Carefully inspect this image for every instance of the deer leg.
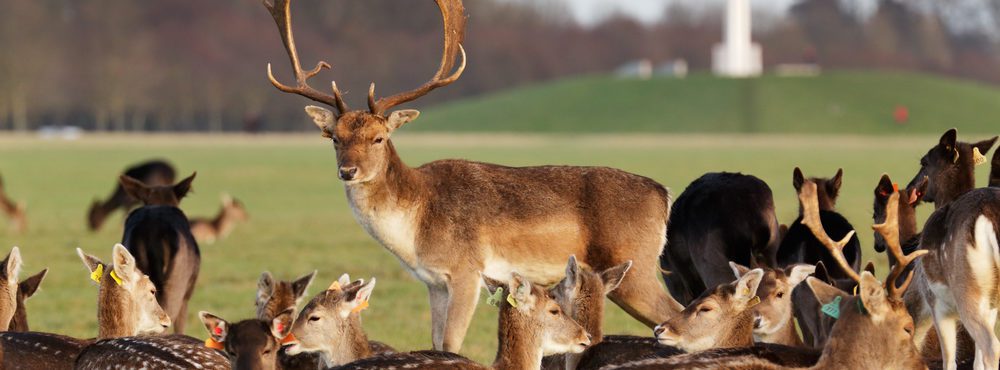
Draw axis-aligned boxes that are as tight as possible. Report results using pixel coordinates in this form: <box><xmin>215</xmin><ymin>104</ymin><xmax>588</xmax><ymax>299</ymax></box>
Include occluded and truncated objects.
<box><xmin>959</xmin><ymin>306</ymin><xmax>999</xmax><ymax>370</ymax></box>
<box><xmin>441</xmin><ymin>274</ymin><xmax>481</xmax><ymax>352</ymax></box>
<box><xmin>608</xmin><ymin>261</ymin><xmax>682</xmax><ymax>328</ymax></box>
<box><xmin>932</xmin><ymin>309</ymin><xmax>959</xmax><ymax>370</ymax></box>
<box><xmin>428</xmin><ymin>283</ymin><xmax>449</xmax><ymax>350</ymax></box>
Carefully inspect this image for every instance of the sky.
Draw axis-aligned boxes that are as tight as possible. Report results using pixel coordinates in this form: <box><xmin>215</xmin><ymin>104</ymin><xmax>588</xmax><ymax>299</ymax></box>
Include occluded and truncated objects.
<box><xmin>564</xmin><ymin>0</ymin><xmax>801</xmax><ymax>25</ymax></box>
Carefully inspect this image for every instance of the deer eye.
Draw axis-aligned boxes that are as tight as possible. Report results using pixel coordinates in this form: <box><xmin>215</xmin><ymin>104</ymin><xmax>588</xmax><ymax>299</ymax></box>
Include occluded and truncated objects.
<box><xmin>776</xmin><ymin>292</ymin><xmax>784</xmax><ymax>299</ymax></box>
<box><xmin>373</xmin><ymin>137</ymin><xmax>384</xmax><ymax>144</ymax></box>
<box><xmin>331</xmin><ymin>137</ymin><xmax>340</xmax><ymax>145</ymax></box>
<box><xmin>549</xmin><ymin>308</ymin><xmax>560</xmax><ymax>315</ymax></box>
<box><xmin>309</xmin><ymin>316</ymin><xmax>321</xmax><ymax>322</ymax></box>
<box><xmin>698</xmin><ymin>306</ymin><xmax>712</xmax><ymax>313</ymax></box>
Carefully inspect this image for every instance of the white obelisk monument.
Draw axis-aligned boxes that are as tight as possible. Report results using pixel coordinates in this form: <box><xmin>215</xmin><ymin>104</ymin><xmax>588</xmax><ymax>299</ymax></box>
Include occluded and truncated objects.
<box><xmin>712</xmin><ymin>0</ymin><xmax>762</xmax><ymax>77</ymax></box>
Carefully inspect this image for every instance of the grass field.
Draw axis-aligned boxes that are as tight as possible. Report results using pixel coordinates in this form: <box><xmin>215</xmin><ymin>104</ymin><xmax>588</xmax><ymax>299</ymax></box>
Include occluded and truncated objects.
<box><xmin>0</xmin><ymin>132</ymin><xmax>996</xmax><ymax>362</ymax></box>
<box><xmin>419</xmin><ymin>71</ymin><xmax>1000</xmax><ymax>134</ymax></box>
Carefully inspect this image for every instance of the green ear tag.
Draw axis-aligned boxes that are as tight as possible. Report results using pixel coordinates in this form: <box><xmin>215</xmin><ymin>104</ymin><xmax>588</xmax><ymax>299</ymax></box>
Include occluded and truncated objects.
<box><xmin>506</xmin><ymin>293</ymin><xmax>519</xmax><ymax>308</ymax></box>
<box><xmin>821</xmin><ymin>296</ymin><xmax>842</xmax><ymax>319</ymax></box>
<box><xmin>486</xmin><ymin>287</ymin><xmax>503</xmax><ymax>307</ymax></box>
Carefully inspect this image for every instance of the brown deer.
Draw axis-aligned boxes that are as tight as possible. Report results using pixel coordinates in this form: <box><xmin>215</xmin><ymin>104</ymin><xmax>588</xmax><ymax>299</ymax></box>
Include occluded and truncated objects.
<box><xmin>0</xmin><ymin>247</ymin><xmax>23</xmax><ymax>330</ymax></box>
<box><xmin>264</xmin><ymin>0</ymin><xmax>681</xmax><ymax>352</ymax></box>
<box><xmin>190</xmin><ymin>193</ymin><xmax>249</xmax><ymax>244</ymax></box>
<box><xmin>0</xmin><ymin>174</ymin><xmax>26</xmax><ymax>234</ymax></box>
<box><xmin>0</xmin><ymin>244</ymin><xmax>171</xmax><ymax>369</ymax></box>
<box><xmin>316</xmin><ymin>273</ymin><xmax>591</xmax><ymax>370</ymax></box>
<box><xmin>255</xmin><ymin>270</ymin><xmax>327</xmax><ymax>370</ymax></box>
<box><xmin>602</xmin><ymin>181</ymin><xmax>928</xmax><ymax>370</ymax></box>
<box><xmin>88</xmin><ymin>159</ymin><xmax>175</xmax><ymax>231</ymax></box>
<box><xmin>991</xmin><ymin>148</ymin><xmax>1000</xmax><ymax>188</ymax></box>
<box><xmin>729</xmin><ymin>262</ymin><xmax>814</xmax><ymax>346</ymax></box>
<box><xmin>281</xmin><ymin>275</ymin><xmax>395</xmax><ymax>367</ymax></box>
<box><xmin>198</xmin><ymin>309</ymin><xmax>296</xmax><ymax>370</ymax></box>
<box><xmin>120</xmin><ymin>172</ymin><xmax>199</xmax><ymax>334</ymax></box>
<box><xmin>907</xmin><ymin>128</ymin><xmax>997</xmax><ymax>209</ymax></box>
<box><xmin>8</xmin><ymin>266</ymin><xmax>47</xmax><ymax>332</ymax></box>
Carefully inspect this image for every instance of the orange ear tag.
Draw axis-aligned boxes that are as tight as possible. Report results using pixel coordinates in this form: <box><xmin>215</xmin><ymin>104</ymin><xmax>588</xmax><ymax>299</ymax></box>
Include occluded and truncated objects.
<box><xmin>281</xmin><ymin>333</ymin><xmax>299</xmax><ymax>345</ymax></box>
<box><xmin>205</xmin><ymin>337</ymin><xmax>225</xmax><ymax>350</ymax></box>
<box><xmin>892</xmin><ymin>183</ymin><xmax>899</xmax><ymax>192</ymax></box>
<box><xmin>351</xmin><ymin>300</ymin><xmax>369</xmax><ymax>314</ymax></box>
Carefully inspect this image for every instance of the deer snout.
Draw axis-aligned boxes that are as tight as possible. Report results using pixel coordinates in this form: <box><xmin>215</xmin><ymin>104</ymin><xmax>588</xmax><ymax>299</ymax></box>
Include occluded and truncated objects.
<box><xmin>753</xmin><ymin>315</ymin><xmax>763</xmax><ymax>329</ymax></box>
<box><xmin>654</xmin><ymin>323</ymin><xmax>679</xmax><ymax>345</ymax></box>
<box><xmin>339</xmin><ymin>166</ymin><xmax>358</xmax><ymax>181</ymax></box>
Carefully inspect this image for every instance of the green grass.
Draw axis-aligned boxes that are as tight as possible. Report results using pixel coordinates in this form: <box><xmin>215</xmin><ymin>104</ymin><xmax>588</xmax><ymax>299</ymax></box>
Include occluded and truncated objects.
<box><xmin>0</xmin><ymin>133</ymin><xmax>996</xmax><ymax>362</ymax></box>
<box><xmin>418</xmin><ymin>71</ymin><xmax>1000</xmax><ymax>134</ymax></box>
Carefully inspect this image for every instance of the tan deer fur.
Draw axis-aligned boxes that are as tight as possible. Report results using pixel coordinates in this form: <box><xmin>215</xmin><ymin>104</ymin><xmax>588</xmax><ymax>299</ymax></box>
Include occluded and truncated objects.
<box><xmin>191</xmin><ymin>193</ymin><xmax>249</xmax><ymax>244</ymax></box>
<box><xmin>0</xmin><ymin>175</ymin><xmax>26</xmax><ymax>234</ymax></box>
<box><xmin>730</xmin><ymin>262</ymin><xmax>814</xmax><ymax>346</ymax></box>
<box><xmin>8</xmin><ymin>268</ymin><xmax>47</xmax><ymax>332</ymax></box>
<box><xmin>0</xmin><ymin>247</ymin><xmax>22</xmax><ymax>330</ymax></box>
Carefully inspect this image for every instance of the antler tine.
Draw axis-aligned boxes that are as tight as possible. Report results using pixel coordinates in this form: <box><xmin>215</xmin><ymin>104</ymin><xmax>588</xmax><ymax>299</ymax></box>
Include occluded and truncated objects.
<box><xmin>263</xmin><ymin>0</ymin><xmax>349</xmax><ymax>115</ymax></box>
<box><xmin>370</xmin><ymin>0</ymin><xmax>467</xmax><ymax>115</ymax></box>
<box><xmin>798</xmin><ymin>180</ymin><xmax>861</xmax><ymax>283</ymax></box>
<box><xmin>873</xmin><ymin>190</ymin><xmax>929</xmax><ymax>300</ymax></box>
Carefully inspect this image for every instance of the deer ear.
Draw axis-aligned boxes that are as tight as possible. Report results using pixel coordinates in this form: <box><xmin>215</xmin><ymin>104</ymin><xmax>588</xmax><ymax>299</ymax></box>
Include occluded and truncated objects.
<box><xmin>111</xmin><ymin>244</ymin><xmax>139</xmax><ymax>284</ymax></box>
<box><xmin>339</xmin><ymin>278</ymin><xmax>375</xmax><ymax>317</ymax></box>
<box><xmin>786</xmin><ymin>264</ymin><xmax>816</xmax><ymax>287</ymax></box>
<box><xmin>271</xmin><ymin>308</ymin><xmax>295</xmax><ymax>339</ymax></box>
<box><xmin>829</xmin><ymin>168</ymin><xmax>843</xmax><ymax>195</ymax></box>
<box><xmin>386</xmin><ymin>110</ymin><xmax>420</xmax><ymax>131</ymax></box>
<box><xmin>19</xmin><ymin>269</ymin><xmax>47</xmax><ymax>299</ymax></box>
<box><xmin>876</xmin><ymin>174</ymin><xmax>894</xmax><ymax>199</ymax></box>
<box><xmin>292</xmin><ymin>270</ymin><xmax>317</xmax><ymax>302</ymax></box>
<box><xmin>77</xmin><ymin>248</ymin><xmax>105</xmax><ymax>276</ymax></box>
<box><xmin>563</xmin><ymin>256</ymin><xmax>581</xmax><ymax>291</ymax></box>
<box><xmin>119</xmin><ymin>175</ymin><xmax>149</xmax><ymax>201</ymax></box>
<box><xmin>305</xmin><ymin>106</ymin><xmax>335</xmax><ymax>136</ymax></box>
<box><xmin>813</xmin><ymin>261</ymin><xmax>831</xmax><ymax>283</ymax></box>
<box><xmin>939</xmin><ymin>129</ymin><xmax>958</xmax><ymax>151</ymax></box>
<box><xmin>173</xmin><ymin>172</ymin><xmax>196</xmax><ymax>200</ymax></box>
<box><xmin>508</xmin><ymin>273</ymin><xmax>537</xmax><ymax>308</ymax></box>
<box><xmin>733</xmin><ymin>268</ymin><xmax>764</xmax><ymax>301</ymax></box>
<box><xmin>729</xmin><ymin>261</ymin><xmax>752</xmax><ymax>278</ymax></box>
<box><xmin>806</xmin><ymin>276</ymin><xmax>848</xmax><ymax>307</ymax></box>
<box><xmin>601</xmin><ymin>261</ymin><xmax>632</xmax><ymax>295</ymax></box>
<box><xmin>864</xmin><ymin>261</ymin><xmax>876</xmax><ymax>275</ymax></box>
<box><xmin>3</xmin><ymin>247</ymin><xmax>21</xmax><ymax>284</ymax></box>
<box><xmin>257</xmin><ymin>271</ymin><xmax>275</xmax><ymax>300</ymax></box>
<box><xmin>858</xmin><ymin>271</ymin><xmax>888</xmax><ymax>319</ymax></box>
<box><xmin>973</xmin><ymin>136</ymin><xmax>998</xmax><ymax>157</ymax></box>
<box><xmin>792</xmin><ymin>167</ymin><xmax>805</xmax><ymax>192</ymax></box>
<box><xmin>199</xmin><ymin>311</ymin><xmax>228</xmax><ymax>343</ymax></box>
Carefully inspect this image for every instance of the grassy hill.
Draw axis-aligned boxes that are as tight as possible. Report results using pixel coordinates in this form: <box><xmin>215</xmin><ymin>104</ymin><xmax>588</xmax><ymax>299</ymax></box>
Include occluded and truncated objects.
<box><xmin>417</xmin><ymin>70</ymin><xmax>1000</xmax><ymax>134</ymax></box>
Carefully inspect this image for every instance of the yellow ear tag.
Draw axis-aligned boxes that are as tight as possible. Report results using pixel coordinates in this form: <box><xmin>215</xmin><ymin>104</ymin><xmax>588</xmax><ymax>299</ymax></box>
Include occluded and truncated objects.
<box><xmin>974</xmin><ymin>147</ymin><xmax>987</xmax><ymax>166</ymax></box>
<box><xmin>205</xmin><ymin>337</ymin><xmax>225</xmax><ymax>350</ymax></box>
<box><xmin>328</xmin><ymin>281</ymin><xmax>342</xmax><ymax>291</ymax></box>
<box><xmin>351</xmin><ymin>300</ymin><xmax>369</xmax><ymax>314</ymax></box>
<box><xmin>506</xmin><ymin>293</ymin><xmax>519</xmax><ymax>308</ymax></box>
<box><xmin>109</xmin><ymin>270</ymin><xmax>123</xmax><ymax>286</ymax></box>
<box><xmin>90</xmin><ymin>264</ymin><xmax>104</xmax><ymax>284</ymax></box>
<box><xmin>747</xmin><ymin>296</ymin><xmax>761</xmax><ymax>308</ymax></box>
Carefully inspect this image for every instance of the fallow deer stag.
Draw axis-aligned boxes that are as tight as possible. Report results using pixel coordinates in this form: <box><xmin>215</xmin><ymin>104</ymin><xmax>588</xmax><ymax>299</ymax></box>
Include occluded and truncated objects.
<box><xmin>264</xmin><ymin>0</ymin><xmax>681</xmax><ymax>351</ymax></box>
<box><xmin>907</xmin><ymin>128</ymin><xmax>997</xmax><ymax>209</ymax></box>
<box><xmin>191</xmin><ymin>193</ymin><xmax>249</xmax><ymax>244</ymax></box>
<box><xmin>604</xmin><ymin>181</ymin><xmax>929</xmax><ymax>370</ymax></box>
<box><xmin>661</xmin><ymin>172</ymin><xmax>781</xmax><ymax>305</ymax></box>
<box><xmin>0</xmin><ymin>244</ymin><xmax>171</xmax><ymax>369</ymax></box>
<box><xmin>120</xmin><ymin>172</ymin><xmax>199</xmax><ymax>334</ymax></box>
<box><xmin>88</xmin><ymin>159</ymin><xmax>176</xmax><ymax>231</ymax></box>
<box><xmin>0</xmin><ymin>174</ymin><xmax>26</xmax><ymax>234</ymax></box>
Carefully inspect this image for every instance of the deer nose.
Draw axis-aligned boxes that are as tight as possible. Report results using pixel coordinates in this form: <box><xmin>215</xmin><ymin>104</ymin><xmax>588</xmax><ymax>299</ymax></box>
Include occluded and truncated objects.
<box><xmin>339</xmin><ymin>167</ymin><xmax>358</xmax><ymax>180</ymax></box>
<box><xmin>754</xmin><ymin>316</ymin><xmax>763</xmax><ymax>329</ymax></box>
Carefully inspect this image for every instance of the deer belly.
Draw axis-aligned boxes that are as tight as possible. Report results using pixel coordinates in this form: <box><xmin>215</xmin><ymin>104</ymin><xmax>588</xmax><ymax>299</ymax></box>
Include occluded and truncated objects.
<box><xmin>480</xmin><ymin>216</ymin><xmax>587</xmax><ymax>284</ymax></box>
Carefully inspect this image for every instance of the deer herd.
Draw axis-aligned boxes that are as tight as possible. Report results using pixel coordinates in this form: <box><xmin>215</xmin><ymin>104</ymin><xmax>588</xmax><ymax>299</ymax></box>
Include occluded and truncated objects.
<box><xmin>0</xmin><ymin>0</ymin><xmax>998</xmax><ymax>369</ymax></box>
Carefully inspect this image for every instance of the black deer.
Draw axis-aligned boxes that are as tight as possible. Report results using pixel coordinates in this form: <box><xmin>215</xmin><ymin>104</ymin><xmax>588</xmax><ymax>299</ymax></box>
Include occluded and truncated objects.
<box><xmin>88</xmin><ymin>160</ymin><xmax>176</xmax><ymax>231</ymax></box>
<box><xmin>990</xmin><ymin>146</ymin><xmax>1000</xmax><ymax>188</ymax></box>
<box><xmin>907</xmin><ymin>128</ymin><xmax>996</xmax><ymax>209</ymax></box>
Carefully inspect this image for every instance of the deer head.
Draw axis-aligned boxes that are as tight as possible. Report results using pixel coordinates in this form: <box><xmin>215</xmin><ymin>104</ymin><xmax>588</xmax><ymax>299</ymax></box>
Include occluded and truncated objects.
<box><xmin>548</xmin><ymin>256</ymin><xmax>630</xmax><ymax>342</ymax></box>
<box><xmin>873</xmin><ymin>174</ymin><xmax>926</xmax><ymax>253</ymax></box>
<box><xmin>793</xmin><ymin>167</ymin><xmax>843</xmax><ymax>212</ymax></box>
<box><xmin>264</xmin><ymin>0</ymin><xmax>466</xmax><ymax>183</ymax></box>
<box><xmin>654</xmin><ymin>268</ymin><xmax>764</xmax><ymax>352</ymax></box>
<box><xmin>199</xmin><ymin>309</ymin><xmax>295</xmax><ymax>370</ymax></box>
<box><xmin>284</xmin><ymin>275</ymin><xmax>376</xmax><ymax>367</ymax></box>
<box><xmin>221</xmin><ymin>194</ymin><xmax>250</xmax><ymax>222</ymax></box>
<box><xmin>908</xmin><ymin>128</ymin><xmax>997</xmax><ymax>207</ymax></box>
<box><xmin>729</xmin><ymin>262</ymin><xmax>813</xmax><ymax>344</ymax></box>
<box><xmin>119</xmin><ymin>172</ymin><xmax>196</xmax><ymax>206</ymax></box>
<box><xmin>255</xmin><ymin>270</ymin><xmax>315</xmax><ymax>321</ymax></box>
<box><xmin>0</xmin><ymin>247</ymin><xmax>23</xmax><ymax>329</ymax></box>
<box><xmin>483</xmin><ymin>273</ymin><xmax>591</xmax><ymax>357</ymax></box>
<box><xmin>78</xmin><ymin>244</ymin><xmax>171</xmax><ymax>338</ymax></box>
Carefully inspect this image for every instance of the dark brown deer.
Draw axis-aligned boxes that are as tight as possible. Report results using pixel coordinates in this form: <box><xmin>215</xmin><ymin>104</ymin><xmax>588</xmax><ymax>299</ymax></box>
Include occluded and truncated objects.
<box><xmin>0</xmin><ymin>244</ymin><xmax>171</xmax><ymax>369</ymax></box>
<box><xmin>602</xmin><ymin>181</ymin><xmax>928</xmax><ymax>370</ymax></box>
<box><xmin>88</xmin><ymin>159</ymin><xmax>175</xmax><ymax>231</ymax></box>
<box><xmin>190</xmin><ymin>193</ymin><xmax>249</xmax><ymax>244</ymax></box>
<box><xmin>264</xmin><ymin>0</ymin><xmax>681</xmax><ymax>351</ymax></box>
<box><xmin>120</xmin><ymin>172</ymin><xmax>199</xmax><ymax>334</ymax></box>
<box><xmin>661</xmin><ymin>172</ymin><xmax>781</xmax><ymax>305</ymax></box>
<box><xmin>730</xmin><ymin>262</ymin><xmax>814</xmax><ymax>346</ymax></box>
<box><xmin>198</xmin><ymin>309</ymin><xmax>296</xmax><ymax>370</ymax></box>
<box><xmin>8</xmin><ymin>266</ymin><xmax>47</xmax><ymax>332</ymax></box>
<box><xmin>0</xmin><ymin>174</ymin><xmax>26</xmax><ymax>234</ymax></box>
<box><xmin>907</xmin><ymin>128</ymin><xmax>997</xmax><ymax>209</ymax></box>
<box><xmin>990</xmin><ymin>148</ymin><xmax>1000</xmax><ymax>188</ymax></box>
<box><xmin>316</xmin><ymin>273</ymin><xmax>590</xmax><ymax>370</ymax></box>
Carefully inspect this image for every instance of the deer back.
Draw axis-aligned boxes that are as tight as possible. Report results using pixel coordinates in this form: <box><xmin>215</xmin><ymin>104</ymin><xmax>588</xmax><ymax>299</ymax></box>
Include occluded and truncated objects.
<box><xmin>74</xmin><ymin>334</ymin><xmax>228</xmax><ymax>370</ymax></box>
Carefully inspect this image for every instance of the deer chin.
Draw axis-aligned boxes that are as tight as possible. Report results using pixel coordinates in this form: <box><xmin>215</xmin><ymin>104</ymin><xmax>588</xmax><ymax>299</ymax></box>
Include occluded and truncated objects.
<box><xmin>282</xmin><ymin>342</ymin><xmax>302</xmax><ymax>356</ymax></box>
<box><xmin>655</xmin><ymin>325</ymin><xmax>681</xmax><ymax>347</ymax></box>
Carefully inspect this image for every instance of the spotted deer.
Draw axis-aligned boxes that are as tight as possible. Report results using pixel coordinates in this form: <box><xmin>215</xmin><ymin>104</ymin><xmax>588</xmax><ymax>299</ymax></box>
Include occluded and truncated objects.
<box><xmin>190</xmin><ymin>193</ymin><xmax>249</xmax><ymax>244</ymax></box>
<box><xmin>281</xmin><ymin>275</ymin><xmax>395</xmax><ymax>367</ymax></box>
<box><xmin>198</xmin><ymin>309</ymin><xmax>296</xmax><ymax>370</ymax></box>
<box><xmin>264</xmin><ymin>0</ymin><xmax>681</xmax><ymax>352</ymax></box>
<box><xmin>907</xmin><ymin>129</ymin><xmax>997</xmax><ymax>209</ymax></box>
<box><xmin>0</xmin><ymin>244</ymin><xmax>171</xmax><ymax>369</ymax></box>
<box><xmin>255</xmin><ymin>270</ymin><xmax>325</xmax><ymax>370</ymax></box>
<box><xmin>88</xmin><ymin>159</ymin><xmax>175</xmax><ymax>231</ymax></box>
<box><xmin>321</xmin><ymin>273</ymin><xmax>590</xmax><ymax>370</ymax></box>
<box><xmin>661</xmin><ymin>172</ymin><xmax>781</xmax><ymax>305</ymax></box>
<box><xmin>602</xmin><ymin>182</ymin><xmax>928</xmax><ymax>370</ymax></box>
<box><xmin>729</xmin><ymin>262</ymin><xmax>814</xmax><ymax>346</ymax></box>
<box><xmin>120</xmin><ymin>172</ymin><xmax>199</xmax><ymax>334</ymax></box>
<box><xmin>0</xmin><ymin>174</ymin><xmax>26</xmax><ymax>234</ymax></box>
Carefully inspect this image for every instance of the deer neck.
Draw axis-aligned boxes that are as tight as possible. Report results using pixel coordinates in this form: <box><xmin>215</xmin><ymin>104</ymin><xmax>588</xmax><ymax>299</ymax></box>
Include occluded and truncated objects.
<box><xmin>9</xmin><ymin>293</ymin><xmax>28</xmax><ymax>331</ymax></box>
<box><xmin>934</xmin><ymin>169</ymin><xmax>975</xmax><ymax>209</ymax></box>
<box><xmin>493</xmin><ymin>307</ymin><xmax>544</xmax><ymax>370</ymax></box>
<box><xmin>718</xmin><ymin>311</ymin><xmax>756</xmax><ymax>349</ymax></box>
<box><xmin>210</xmin><ymin>208</ymin><xmax>237</xmax><ymax>238</ymax></box>
<box><xmin>576</xmin><ymin>297</ymin><xmax>604</xmax><ymax>342</ymax></box>
<box><xmin>96</xmin><ymin>285</ymin><xmax>138</xmax><ymax>339</ymax></box>
<box><xmin>319</xmin><ymin>317</ymin><xmax>373</xmax><ymax>368</ymax></box>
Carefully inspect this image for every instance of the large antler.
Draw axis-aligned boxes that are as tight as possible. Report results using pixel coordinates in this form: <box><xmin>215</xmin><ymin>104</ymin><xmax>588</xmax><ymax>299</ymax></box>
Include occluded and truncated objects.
<box><xmin>367</xmin><ymin>0</ymin><xmax>467</xmax><ymax>115</ymax></box>
<box><xmin>873</xmin><ymin>190</ymin><xmax>928</xmax><ymax>300</ymax></box>
<box><xmin>799</xmin><ymin>180</ymin><xmax>861</xmax><ymax>283</ymax></box>
<box><xmin>264</xmin><ymin>0</ymin><xmax>349</xmax><ymax>115</ymax></box>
